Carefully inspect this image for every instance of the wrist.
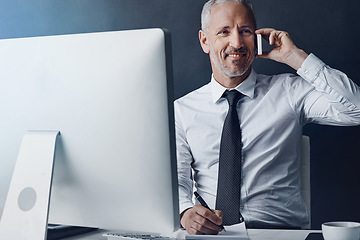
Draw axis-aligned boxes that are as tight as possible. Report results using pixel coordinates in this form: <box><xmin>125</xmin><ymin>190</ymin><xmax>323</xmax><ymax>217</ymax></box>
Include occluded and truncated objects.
<box><xmin>284</xmin><ymin>48</ymin><xmax>309</xmax><ymax>71</ymax></box>
<box><xmin>180</xmin><ymin>207</ymin><xmax>192</xmax><ymax>228</ymax></box>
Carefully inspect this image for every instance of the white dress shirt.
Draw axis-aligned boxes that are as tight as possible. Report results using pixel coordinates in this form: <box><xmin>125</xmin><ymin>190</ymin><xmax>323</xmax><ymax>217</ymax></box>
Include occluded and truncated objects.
<box><xmin>174</xmin><ymin>54</ymin><xmax>360</xmax><ymax>229</ymax></box>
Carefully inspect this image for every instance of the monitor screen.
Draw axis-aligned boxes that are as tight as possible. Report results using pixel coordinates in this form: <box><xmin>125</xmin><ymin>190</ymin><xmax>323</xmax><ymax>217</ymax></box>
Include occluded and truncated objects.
<box><xmin>0</xmin><ymin>28</ymin><xmax>179</xmax><ymax>235</ymax></box>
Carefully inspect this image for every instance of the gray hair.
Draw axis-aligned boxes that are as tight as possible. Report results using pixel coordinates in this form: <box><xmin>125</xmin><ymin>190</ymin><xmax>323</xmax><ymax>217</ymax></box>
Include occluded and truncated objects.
<box><xmin>201</xmin><ymin>0</ymin><xmax>257</xmax><ymax>32</ymax></box>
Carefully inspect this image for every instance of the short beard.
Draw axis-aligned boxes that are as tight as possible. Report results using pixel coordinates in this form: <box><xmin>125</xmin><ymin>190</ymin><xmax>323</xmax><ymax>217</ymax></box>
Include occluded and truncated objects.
<box><xmin>210</xmin><ymin>46</ymin><xmax>252</xmax><ymax>78</ymax></box>
<box><xmin>221</xmin><ymin>60</ymin><xmax>251</xmax><ymax>78</ymax></box>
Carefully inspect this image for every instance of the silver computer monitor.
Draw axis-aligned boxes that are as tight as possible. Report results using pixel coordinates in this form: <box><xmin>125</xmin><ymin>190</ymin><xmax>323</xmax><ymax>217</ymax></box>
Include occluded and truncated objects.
<box><xmin>0</xmin><ymin>28</ymin><xmax>179</xmax><ymax>235</ymax></box>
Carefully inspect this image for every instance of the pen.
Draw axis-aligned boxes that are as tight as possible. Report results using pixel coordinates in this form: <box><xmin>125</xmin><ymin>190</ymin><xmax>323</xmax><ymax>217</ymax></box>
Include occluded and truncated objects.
<box><xmin>194</xmin><ymin>191</ymin><xmax>226</xmax><ymax>232</ymax></box>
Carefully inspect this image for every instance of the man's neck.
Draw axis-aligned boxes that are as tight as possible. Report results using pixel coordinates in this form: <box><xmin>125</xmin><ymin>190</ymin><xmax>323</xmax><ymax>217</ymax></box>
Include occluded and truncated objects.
<box><xmin>213</xmin><ymin>68</ymin><xmax>252</xmax><ymax>89</ymax></box>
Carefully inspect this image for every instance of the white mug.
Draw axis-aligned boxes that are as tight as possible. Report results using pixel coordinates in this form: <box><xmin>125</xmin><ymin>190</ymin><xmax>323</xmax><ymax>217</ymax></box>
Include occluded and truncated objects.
<box><xmin>322</xmin><ymin>222</ymin><xmax>360</xmax><ymax>240</ymax></box>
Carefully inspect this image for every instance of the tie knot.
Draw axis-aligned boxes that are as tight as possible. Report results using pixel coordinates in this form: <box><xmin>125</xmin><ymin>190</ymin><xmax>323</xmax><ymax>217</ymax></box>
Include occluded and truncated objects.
<box><xmin>223</xmin><ymin>90</ymin><xmax>242</xmax><ymax>107</ymax></box>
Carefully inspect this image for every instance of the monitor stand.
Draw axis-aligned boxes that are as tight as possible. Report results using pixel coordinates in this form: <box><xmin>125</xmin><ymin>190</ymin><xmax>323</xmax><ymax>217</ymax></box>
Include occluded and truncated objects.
<box><xmin>0</xmin><ymin>131</ymin><xmax>60</xmax><ymax>240</ymax></box>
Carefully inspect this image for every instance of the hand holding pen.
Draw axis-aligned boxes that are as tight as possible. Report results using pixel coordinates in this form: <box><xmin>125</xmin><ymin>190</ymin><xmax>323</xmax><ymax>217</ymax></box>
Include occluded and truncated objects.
<box><xmin>180</xmin><ymin>192</ymin><xmax>225</xmax><ymax>235</ymax></box>
<box><xmin>194</xmin><ymin>192</ymin><xmax>226</xmax><ymax>232</ymax></box>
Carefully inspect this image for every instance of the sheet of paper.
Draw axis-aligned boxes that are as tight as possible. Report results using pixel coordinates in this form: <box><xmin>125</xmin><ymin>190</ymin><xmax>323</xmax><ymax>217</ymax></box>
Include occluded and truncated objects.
<box><xmin>185</xmin><ymin>222</ymin><xmax>249</xmax><ymax>239</ymax></box>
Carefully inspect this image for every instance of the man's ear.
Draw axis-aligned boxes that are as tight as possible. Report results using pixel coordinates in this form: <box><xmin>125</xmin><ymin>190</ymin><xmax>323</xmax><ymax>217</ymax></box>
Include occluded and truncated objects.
<box><xmin>199</xmin><ymin>30</ymin><xmax>210</xmax><ymax>54</ymax></box>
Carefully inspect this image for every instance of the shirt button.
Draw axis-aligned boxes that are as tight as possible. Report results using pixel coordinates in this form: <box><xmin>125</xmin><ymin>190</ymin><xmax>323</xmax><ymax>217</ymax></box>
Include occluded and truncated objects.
<box><xmin>304</xmin><ymin>70</ymin><xmax>309</xmax><ymax>75</ymax></box>
<box><xmin>240</xmin><ymin>205</ymin><xmax>244</xmax><ymax>209</ymax></box>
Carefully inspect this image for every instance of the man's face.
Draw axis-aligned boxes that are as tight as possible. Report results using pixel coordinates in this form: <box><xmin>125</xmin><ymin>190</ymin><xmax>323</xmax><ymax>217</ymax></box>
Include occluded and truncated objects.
<box><xmin>200</xmin><ymin>2</ymin><xmax>256</xmax><ymax>81</ymax></box>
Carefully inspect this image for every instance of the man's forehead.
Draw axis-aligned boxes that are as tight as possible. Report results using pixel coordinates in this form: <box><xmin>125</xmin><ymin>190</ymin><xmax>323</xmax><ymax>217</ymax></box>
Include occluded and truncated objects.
<box><xmin>208</xmin><ymin>2</ymin><xmax>254</xmax><ymax>30</ymax></box>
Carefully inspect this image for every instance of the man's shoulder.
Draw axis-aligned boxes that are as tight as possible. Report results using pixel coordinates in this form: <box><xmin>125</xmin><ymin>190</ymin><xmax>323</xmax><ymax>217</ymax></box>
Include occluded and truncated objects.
<box><xmin>175</xmin><ymin>82</ymin><xmax>212</xmax><ymax>106</ymax></box>
<box><xmin>256</xmin><ymin>71</ymin><xmax>297</xmax><ymax>81</ymax></box>
<box><xmin>255</xmin><ymin>72</ymin><xmax>307</xmax><ymax>90</ymax></box>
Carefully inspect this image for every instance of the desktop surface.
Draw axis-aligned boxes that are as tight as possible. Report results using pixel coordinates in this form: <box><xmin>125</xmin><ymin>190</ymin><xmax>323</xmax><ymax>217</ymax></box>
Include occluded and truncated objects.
<box><xmin>55</xmin><ymin>229</ymin><xmax>322</xmax><ymax>240</ymax></box>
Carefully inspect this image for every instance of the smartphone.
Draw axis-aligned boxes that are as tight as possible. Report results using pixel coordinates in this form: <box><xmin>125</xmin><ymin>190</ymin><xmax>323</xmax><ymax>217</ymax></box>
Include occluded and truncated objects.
<box><xmin>256</xmin><ymin>34</ymin><xmax>262</xmax><ymax>55</ymax></box>
<box><xmin>305</xmin><ymin>232</ymin><xmax>324</xmax><ymax>240</ymax></box>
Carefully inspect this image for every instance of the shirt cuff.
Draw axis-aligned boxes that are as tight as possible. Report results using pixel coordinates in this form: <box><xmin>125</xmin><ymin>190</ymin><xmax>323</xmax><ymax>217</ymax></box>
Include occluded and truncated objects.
<box><xmin>297</xmin><ymin>53</ymin><xmax>326</xmax><ymax>83</ymax></box>
<box><xmin>180</xmin><ymin>201</ymin><xmax>194</xmax><ymax>215</ymax></box>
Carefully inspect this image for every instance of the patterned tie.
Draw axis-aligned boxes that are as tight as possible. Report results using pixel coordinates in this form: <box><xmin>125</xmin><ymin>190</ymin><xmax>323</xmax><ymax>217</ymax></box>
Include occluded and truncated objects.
<box><xmin>215</xmin><ymin>90</ymin><xmax>243</xmax><ymax>225</ymax></box>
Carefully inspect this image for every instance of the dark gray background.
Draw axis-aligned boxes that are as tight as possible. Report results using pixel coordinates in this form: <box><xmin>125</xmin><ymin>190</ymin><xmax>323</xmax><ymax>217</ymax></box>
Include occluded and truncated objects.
<box><xmin>1</xmin><ymin>0</ymin><xmax>359</xmax><ymax>229</ymax></box>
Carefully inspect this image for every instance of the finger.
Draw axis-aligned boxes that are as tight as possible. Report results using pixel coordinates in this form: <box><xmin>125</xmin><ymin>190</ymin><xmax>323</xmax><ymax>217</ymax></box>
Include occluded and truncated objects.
<box><xmin>194</xmin><ymin>214</ymin><xmax>223</xmax><ymax>233</ymax></box>
<box><xmin>191</xmin><ymin>219</ymin><xmax>221</xmax><ymax>235</ymax></box>
<box><xmin>269</xmin><ymin>30</ymin><xmax>283</xmax><ymax>46</ymax></box>
<box><xmin>255</xmin><ymin>50</ymin><xmax>274</xmax><ymax>59</ymax></box>
<box><xmin>257</xmin><ymin>33</ymin><xmax>270</xmax><ymax>43</ymax></box>
<box><xmin>191</xmin><ymin>206</ymin><xmax>223</xmax><ymax>233</ymax></box>
<box><xmin>187</xmin><ymin>224</ymin><xmax>219</xmax><ymax>235</ymax></box>
<box><xmin>255</xmin><ymin>51</ymin><xmax>270</xmax><ymax>59</ymax></box>
<box><xmin>255</xmin><ymin>28</ymin><xmax>282</xmax><ymax>46</ymax></box>
<box><xmin>255</xmin><ymin>28</ymin><xmax>276</xmax><ymax>36</ymax></box>
<box><xmin>183</xmin><ymin>209</ymin><xmax>221</xmax><ymax>234</ymax></box>
<box><xmin>195</xmin><ymin>205</ymin><xmax>223</xmax><ymax>226</ymax></box>
<box><xmin>182</xmin><ymin>205</ymin><xmax>222</xmax><ymax>234</ymax></box>
<box><xmin>213</xmin><ymin>209</ymin><xmax>224</xmax><ymax>219</ymax></box>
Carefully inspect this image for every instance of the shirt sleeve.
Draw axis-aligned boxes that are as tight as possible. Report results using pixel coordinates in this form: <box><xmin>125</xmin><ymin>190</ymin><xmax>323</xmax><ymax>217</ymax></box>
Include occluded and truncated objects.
<box><xmin>296</xmin><ymin>53</ymin><xmax>360</xmax><ymax>125</ymax></box>
<box><xmin>174</xmin><ymin>100</ymin><xmax>195</xmax><ymax>214</ymax></box>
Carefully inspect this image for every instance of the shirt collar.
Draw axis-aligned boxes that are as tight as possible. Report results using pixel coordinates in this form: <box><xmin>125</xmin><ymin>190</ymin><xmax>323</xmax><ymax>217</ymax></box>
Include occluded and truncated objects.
<box><xmin>210</xmin><ymin>69</ymin><xmax>257</xmax><ymax>103</ymax></box>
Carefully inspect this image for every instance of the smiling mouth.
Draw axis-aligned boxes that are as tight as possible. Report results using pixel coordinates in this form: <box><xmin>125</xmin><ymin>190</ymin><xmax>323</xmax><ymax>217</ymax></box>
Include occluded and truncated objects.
<box><xmin>227</xmin><ymin>53</ymin><xmax>246</xmax><ymax>57</ymax></box>
<box><xmin>225</xmin><ymin>52</ymin><xmax>247</xmax><ymax>61</ymax></box>
<box><xmin>225</xmin><ymin>48</ymin><xmax>247</xmax><ymax>59</ymax></box>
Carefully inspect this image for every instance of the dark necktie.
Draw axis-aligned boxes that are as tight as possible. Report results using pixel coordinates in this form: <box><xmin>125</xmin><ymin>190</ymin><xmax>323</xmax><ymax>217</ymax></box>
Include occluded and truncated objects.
<box><xmin>215</xmin><ymin>90</ymin><xmax>243</xmax><ymax>225</ymax></box>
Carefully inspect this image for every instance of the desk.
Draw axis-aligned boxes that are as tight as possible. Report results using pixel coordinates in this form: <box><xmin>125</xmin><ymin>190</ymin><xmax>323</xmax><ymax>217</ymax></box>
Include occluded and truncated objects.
<box><xmin>247</xmin><ymin>229</ymin><xmax>321</xmax><ymax>240</ymax></box>
<box><xmin>63</xmin><ymin>229</ymin><xmax>322</xmax><ymax>240</ymax></box>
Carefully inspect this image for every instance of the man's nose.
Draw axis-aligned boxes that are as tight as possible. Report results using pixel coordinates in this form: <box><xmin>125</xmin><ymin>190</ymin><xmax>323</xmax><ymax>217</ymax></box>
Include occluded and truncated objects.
<box><xmin>229</xmin><ymin>31</ymin><xmax>244</xmax><ymax>49</ymax></box>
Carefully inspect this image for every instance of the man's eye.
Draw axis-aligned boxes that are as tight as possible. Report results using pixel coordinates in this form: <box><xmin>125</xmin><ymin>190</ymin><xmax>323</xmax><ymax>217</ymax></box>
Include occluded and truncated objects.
<box><xmin>218</xmin><ymin>30</ymin><xmax>229</xmax><ymax>35</ymax></box>
<box><xmin>240</xmin><ymin>29</ymin><xmax>253</xmax><ymax>36</ymax></box>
